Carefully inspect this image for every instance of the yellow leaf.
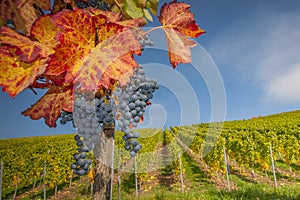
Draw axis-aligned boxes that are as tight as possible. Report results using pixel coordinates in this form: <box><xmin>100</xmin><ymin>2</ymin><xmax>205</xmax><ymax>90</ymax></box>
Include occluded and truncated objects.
<box><xmin>143</xmin><ymin>8</ymin><xmax>153</xmax><ymax>22</ymax></box>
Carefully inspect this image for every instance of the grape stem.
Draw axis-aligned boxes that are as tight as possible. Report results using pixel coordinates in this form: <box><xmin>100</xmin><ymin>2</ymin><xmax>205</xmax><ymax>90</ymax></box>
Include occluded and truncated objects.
<box><xmin>114</xmin><ymin>0</ymin><xmax>121</xmax><ymax>9</ymax></box>
<box><xmin>29</xmin><ymin>87</ymin><xmax>38</xmax><ymax>95</ymax></box>
<box><xmin>143</xmin><ymin>25</ymin><xmax>174</xmax><ymax>36</ymax></box>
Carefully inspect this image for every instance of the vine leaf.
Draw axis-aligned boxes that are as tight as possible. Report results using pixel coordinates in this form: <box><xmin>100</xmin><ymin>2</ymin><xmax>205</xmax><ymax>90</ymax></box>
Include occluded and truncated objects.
<box><xmin>22</xmin><ymin>87</ymin><xmax>73</xmax><ymax>128</ymax></box>
<box><xmin>45</xmin><ymin>9</ymin><xmax>98</xmax><ymax>82</ymax></box>
<box><xmin>76</xmin><ymin>23</ymin><xmax>141</xmax><ymax>89</ymax></box>
<box><xmin>146</xmin><ymin>0</ymin><xmax>158</xmax><ymax>15</ymax></box>
<box><xmin>0</xmin><ymin>0</ymin><xmax>51</xmax><ymax>34</ymax></box>
<box><xmin>0</xmin><ymin>26</ymin><xmax>55</xmax><ymax>62</ymax></box>
<box><xmin>143</xmin><ymin>8</ymin><xmax>153</xmax><ymax>21</ymax></box>
<box><xmin>84</xmin><ymin>7</ymin><xmax>120</xmax><ymax>23</ymax></box>
<box><xmin>158</xmin><ymin>0</ymin><xmax>205</xmax><ymax>68</ymax></box>
<box><xmin>0</xmin><ymin>25</ymin><xmax>54</xmax><ymax>97</ymax></box>
<box><xmin>124</xmin><ymin>0</ymin><xmax>144</xmax><ymax>19</ymax></box>
<box><xmin>30</xmin><ymin>15</ymin><xmax>60</xmax><ymax>50</ymax></box>
<box><xmin>0</xmin><ymin>47</ymin><xmax>48</xmax><ymax>98</ymax></box>
<box><xmin>44</xmin><ymin>8</ymin><xmax>142</xmax><ymax>90</ymax></box>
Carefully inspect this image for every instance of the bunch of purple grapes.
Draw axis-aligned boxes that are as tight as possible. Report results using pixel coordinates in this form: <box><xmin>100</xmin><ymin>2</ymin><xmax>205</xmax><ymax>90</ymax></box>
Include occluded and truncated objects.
<box><xmin>71</xmin><ymin>134</ymin><xmax>92</xmax><ymax>175</ymax></box>
<box><xmin>76</xmin><ymin>0</ymin><xmax>109</xmax><ymax>10</ymax></box>
<box><xmin>115</xmin><ymin>65</ymin><xmax>159</xmax><ymax>157</ymax></box>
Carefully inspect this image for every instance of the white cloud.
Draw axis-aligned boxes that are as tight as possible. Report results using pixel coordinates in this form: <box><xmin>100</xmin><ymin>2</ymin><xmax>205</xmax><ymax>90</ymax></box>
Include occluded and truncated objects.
<box><xmin>207</xmin><ymin>9</ymin><xmax>300</xmax><ymax>103</ymax></box>
<box><xmin>264</xmin><ymin>62</ymin><xmax>300</xmax><ymax>102</ymax></box>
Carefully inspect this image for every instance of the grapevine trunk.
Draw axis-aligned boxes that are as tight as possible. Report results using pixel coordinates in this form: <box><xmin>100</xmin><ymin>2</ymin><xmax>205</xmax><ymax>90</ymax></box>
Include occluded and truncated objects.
<box><xmin>93</xmin><ymin>124</ymin><xmax>115</xmax><ymax>200</ymax></box>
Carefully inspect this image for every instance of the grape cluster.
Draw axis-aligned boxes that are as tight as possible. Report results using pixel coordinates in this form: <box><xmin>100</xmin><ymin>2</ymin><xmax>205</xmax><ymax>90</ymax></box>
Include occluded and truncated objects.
<box><xmin>76</xmin><ymin>0</ymin><xmax>109</xmax><ymax>10</ymax></box>
<box><xmin>73</xmin><ymin>92</ymin><xmax>103</xmax><ymax>151</ymax></box>
<box><xmin>71</xmin><ymin>134</ymin><xmax>92</xmax><ymax>175</ymax></box>
<box><xmin>59</xmin><ymin>110</ymin><xmax>75</xmax><ymax>127</ymax></box>
<box><xmin>138</xmin><ymin>33</ymin><xmax>154</xmax><ymax>50</ymax></box>
<box><xmin>5</xmin><ymin>19</ymin><xmax>25</xmax><ymax>35</ymax></box>
<box><xmin>115</xmin><ymin>64</ymin><xmax>159</xmax><ymax>157</ymax></box>
<box><xmin>95</xmin><ymin>95</ymin><xmax>116</xmax><ymax>125</ymax></box>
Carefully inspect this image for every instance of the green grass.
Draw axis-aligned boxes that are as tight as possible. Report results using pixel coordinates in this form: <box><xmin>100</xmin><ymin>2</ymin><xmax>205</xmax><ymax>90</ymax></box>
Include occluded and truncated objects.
<box><xmin>111</xmin><ymin>184</ymin><xmax>300</xmax><ymax>200</ymax></box>
<box><xmin>109</xmin><ymin>153</ymin><xmax>300</xmax><ymax>200</ymax></box>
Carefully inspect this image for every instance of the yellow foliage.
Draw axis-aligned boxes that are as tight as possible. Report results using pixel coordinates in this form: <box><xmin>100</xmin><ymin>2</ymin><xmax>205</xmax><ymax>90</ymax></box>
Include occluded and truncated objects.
<box><xmin>88</xmin><ymin>168</ymin><xmax>95</xmax><ymax>183</ymax></box>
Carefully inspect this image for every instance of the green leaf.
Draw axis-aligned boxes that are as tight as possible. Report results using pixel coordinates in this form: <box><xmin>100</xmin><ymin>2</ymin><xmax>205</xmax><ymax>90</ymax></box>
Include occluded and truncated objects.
<box><xmin>146</xmin><ymin>0</ymin><xmax>158</xmax><ymax>15</ymax></box>
<box><xmin>143</xmin><ymin>8</ymin><xmax>153</xmax><ymax>22</ymax></box>
<box><xmin>136</xmin><ymin>0</ymin><xmax>147</xmax><ymax>7</ymax></box>
<box><xmin>124</xmin><ymin>0</ymin><xmax>144</xmax><ymax>19</ymax></box>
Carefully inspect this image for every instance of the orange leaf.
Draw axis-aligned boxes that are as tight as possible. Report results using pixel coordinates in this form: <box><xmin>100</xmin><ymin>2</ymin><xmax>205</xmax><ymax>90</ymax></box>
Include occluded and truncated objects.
<box><xmin>0</xmin><ymin>47</ymin><xmax>47</xmax><ymax>97</ymax></box>
<box><xmin>0</xmin><ymin>0</ymin><xmax>26</xmax><ymax>31</ymax></box>
<box><xmin>0</xmin><ymin>26</ymin><xmax>54</xmax><ymax>62</ymax></box>
<box><xmin>0</xmin><ymin>0</ymin><xmax>51</xmax><ymax>34</ymax></box>
<box><xmin>116</xmin><ymin>17</ymin><xmax>146</xmax><ymax>27</ymax></box>
<box><xmin>75</xmin><ymin>26</ymin><xmax>141</xmax><ymax>90</ymax></box>
<box><xmin>30</xmin><ymin>15</ymin><xmax>60</xmax><ymax>50</ymax></box>
<box><xmin>45</xmin><ymin>9</ymin><xmax>97</xmax><ymax>82</ymax></box>
<box><xmin>100</xmin><ymin>53</ymin><xmax>136</xmax><ymax>87</ymax></box>
<box><xmin>44</xmin><ymin>8</ymin><xmax>143</xmax><ymax>90</ymax></box>
<box><xmin>158</xmin><ymin>1</ymin><xmax>205</xmax><ymax>68</ymax></box>
<box><xmin>87</xmin><ymin>168</ymin><xmax>95</xmax><ymax>183</ymax></box>
<box><xmin>84</xmin><ymin>7</ymin><xmax>120</xmax><ymax>23</ymax></box>
<box><xmin>22</xmin><ymin>87</ymin><xmax>73</xmax><ymax>127</ymax></box>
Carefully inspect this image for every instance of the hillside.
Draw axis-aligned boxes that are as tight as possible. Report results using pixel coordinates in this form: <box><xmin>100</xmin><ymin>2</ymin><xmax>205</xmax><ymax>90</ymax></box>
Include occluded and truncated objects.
<box><xmin>0</xmin><ymin>110</ymin><xmax>299</xmax><ymax>199</ymax></box>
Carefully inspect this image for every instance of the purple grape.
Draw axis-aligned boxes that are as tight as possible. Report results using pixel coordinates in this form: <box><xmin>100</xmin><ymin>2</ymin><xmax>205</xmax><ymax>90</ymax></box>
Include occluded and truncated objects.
<box><xmin>130</xmin><ymin>151</ymin><xmax>136</xmax><ymax>157</ymax></box>
<box><xmin>74</xmin><ymin>153</ymin><xmax>80</xmax><ymax>160</ymax></box>
<box><xmin>77</xmin><ymin>169</ymin><xmax>86</xmax><ymax>175</ymax></box>
<box><xmin>71</xmin><ymin>164</ymin><xmax>77</xmax><ymax>169</ymax></box>
<box><xmin>80</xmin><ymin>152</ymin><xmax>87</xmax><ymax>159</ymax></box>
<box><xmin>77</xmin><ymin>158</ymin><xmax>86</xmax><ymax>167</ymax></box>
<box><xmin>77</xmin><ymin>141</ymin><xmax>83</xmax><ymax>147</ymax></box>
<box><xmin>87</xmin><ymin>159</ymin><xmax>92</xmax><ymax>165</ymax></box>
<box><xmin>74</xmin><ymin>135</ymin><xmax>80</xmax><ymax>141</ymax></box>
<box><xmin>133</xmin><ymin>144</ymin><xmax>142</xmax><ymax>152</ymax></box>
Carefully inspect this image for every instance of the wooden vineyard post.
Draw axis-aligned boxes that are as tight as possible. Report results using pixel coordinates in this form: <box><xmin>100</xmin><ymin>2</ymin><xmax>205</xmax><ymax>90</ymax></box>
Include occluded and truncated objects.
<box><xmin>93</xmin><ymin>123</ymin><xmax>115</xmax><ymax>200</ymax></box>
<box><xmin>223</xmin><ymin>146</ymin><xmax>231</xmax><ymax>191</ymax></box>
<box><xmin>90</xmin><ymin>164</ymin><xmax>93</xmax><ymax>198</ymax></box>
<box><xmin>0</xmin><ymin>160</ymin><xmax>3</xmax><ymax>200</ymax></box>
<box><xmin>269</xmin><ymin>145</ymin><xmax>277</xmax><ymax>188</ymax></box>
<box><xmin>117</xmin><ymin>175</ymin><xmax>121</xmax><ymax>200</ymax></box>
<box><xmin>178</xmin><ymin>153</ymin><xmax>184</xmax><ymax>193</ymax></box>
<box><xmin>43</xmin><ymin>161</ymin><xmax>47</xmax><ymax>200</ymax></box>
<box><xmin>134</xmin><ymin>156</ymin><xmax>138</xmax><ymax>198</ymax></box>
<box><xmin>69</xmin><ymin>170</ymin><xmax>73</xmax><ymax>189</ymax></box>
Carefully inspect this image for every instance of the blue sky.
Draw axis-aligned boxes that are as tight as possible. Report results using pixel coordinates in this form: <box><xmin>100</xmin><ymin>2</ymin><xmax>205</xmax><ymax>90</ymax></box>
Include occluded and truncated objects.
<box><xmin>1</xmin><ymin>0</ymin><xmax>300</xmax><ymax>138</ymax></box>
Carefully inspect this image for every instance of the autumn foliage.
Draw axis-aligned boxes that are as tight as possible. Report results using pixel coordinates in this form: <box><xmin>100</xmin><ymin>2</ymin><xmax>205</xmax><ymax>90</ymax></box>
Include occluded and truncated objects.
<box><xmin>0</xmin><ymin>0</ymin><xmax>205</xmax><ymax>127</ymax></box>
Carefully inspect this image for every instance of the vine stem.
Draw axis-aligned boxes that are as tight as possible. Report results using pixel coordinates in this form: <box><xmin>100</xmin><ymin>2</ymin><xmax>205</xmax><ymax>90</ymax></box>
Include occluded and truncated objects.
<box><xmin>143</xmin><ymin>25</ymin><xmax>169</xmax><ymax>35</ymax></box>
<box><xmin>114</xmin><ymin>0</ymin><xmax>121</xmax><ymax>9</ymax></box>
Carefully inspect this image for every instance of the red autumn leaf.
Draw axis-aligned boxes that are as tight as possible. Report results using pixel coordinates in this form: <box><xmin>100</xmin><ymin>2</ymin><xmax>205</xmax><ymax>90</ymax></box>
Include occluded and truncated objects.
<box><xmin>0</xmin><ymin>0</ymin><xmax>25</xmax><ymax>31</ymax></box>
<box><xmin>75</xmin><ymin>24</ymin><xmax>141</xmax><ymax>90</ymax></box>
<box><xmin>52</xmin><ymin>0</ymin><xmax>71</xmax><ymax>13</ymax></box>
<box><xmin>0</xmin><ymin>47</ymin><xmax>47</xmax><ymax>97</ymax></box>
<box><xmin>22</xmin><ymin>87</ymin><xmax>73</xmax><ymax>127</ymax></box>
<box><xmin>158</xmin><ymin>0</ymin><xmax>205</xmax><ymax>68</ymax></box>
<box><xmin>30</xmin><ymin>72</ymin><xmax>68</xmax><ymax>89</ymax></box>
<box><xmin>116</xmin><ymin>17</ymin><xmax>146</xmax><ymax>27</ymax></box>
<box><xmin>30</xmin><ymin>15</ymin><xmax>60</xmax><ymax>50</ymax></box>
<box><xmin>84</xmin><ymin>7</ymin><xmax>120</xmax><ymax>23</ymax></box>
<box><xmin>45</xmin><ymin>9</ymin><xmax>98</xmax><ymax>82</ymax></box>
<box><xmin>100</xmin><ymin>53</ymin><xmax>137</xmax><ymax>87</ymax></box>
<box><xmin>0</xmin><ymin>26</ymin><xmax>54</xmax><ymax>62</ymax></box>
<box><xmin>46</xmin><ymin>73</ymin><xmax>67</xmax><ymax>87</ymax></box>
<box><xmin>44</xmin><ymin>8</ymin><xmax>142</xmax><ymax>90</ymax></box>
<box><xmin>0</xmin><ymin>0</ymin><xmax>51</xmax><ymax>34</ymax></box>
